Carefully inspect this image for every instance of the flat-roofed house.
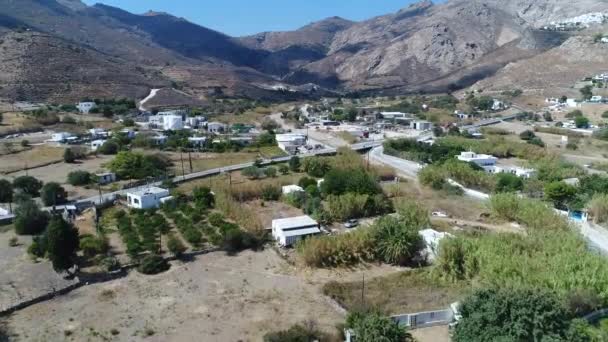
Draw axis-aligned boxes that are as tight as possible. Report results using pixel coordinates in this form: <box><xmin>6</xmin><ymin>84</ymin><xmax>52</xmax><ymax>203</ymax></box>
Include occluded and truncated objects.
<box><xmin>271</xmin><ymin>215</ymin><xmax>320</xmax><ymax>247</ymax></box>
<box><xmin>126</xmin><ymin>187</ymin><xmax>171</xmax><ymax>210</ymax></box>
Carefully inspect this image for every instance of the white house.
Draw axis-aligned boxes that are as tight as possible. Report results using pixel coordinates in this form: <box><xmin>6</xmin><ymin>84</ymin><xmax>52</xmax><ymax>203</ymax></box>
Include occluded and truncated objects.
<box><xmin>276</xmin><ymin>134</ymin><xmax>307</xmax><ymax>154</ymax></box>
<box><xmin>271</xmin><ymin>215</ymin><xmax>321</xmax><ymax>247</ymax></box>
<box><xmin>91</xmin><ymin>139</ymin><xmax>107</xmax><ymax>151</ymax></box>
<box><xmin>412</xmin><ymin>120</ymin><xmax>433</xmax><ymax>131</ymax></box>
<box><xmin>282</xmin><ymin>185</ymin><xmax>304</xmax><ymax>195</ymax></box>
<box><xmin>566</xmin><ymin>99</ymin><xmax>580</xmax><ymax>108</ymax></box>
<box><xmin>487</xmin><ymin>165</ymin><xmax>537</xmax><ymax>179</ymax></box>
<box><xmin>96</xmin><ymin>172</ymin><xmax>116</xmax><ymax>185</ymax></box>
<box><xmin>77</xmin><ymin>102</ymin><xmax>97</xmax><ymax>114</ymax></box>
<box><xmin>162</xmin><ymin>115</ymin><xmax>184</xmax><ymax>131</ymax></box>
<box><xmin>207</xmin><ymin>122</ymin><xmax>227</xmax><ymax>134</ymax></box>
<box><xmin>457</xmin><ymin>151</ymin><xmax>498</xmax><ymax>167</ymax></box>
<box><xmin>188</xmin><ymin>137</ymin><xmax>207</xmax><ymax>147</ymax></box>
<box><xmin>491</xmin><ymin>99</ymin><xmax>506</xmax><ymax>111</ymax></box>
<box><xmin>51</xmin><ymin>132</ymin><xmax>74</xmax><ymax>143</ymax></box>
<box><xmin>380</xmin><ymin>112</ymin><xmax>409</xmax><ymax>120</ymax></box>
<box><xmin>601</xmin><ymin>37</ymin><xmax>608</xmax><ymax>43</ymax></box>
<box><xmin>126</xmin><ymin>187</ymin><xmax>171</xmax><ymax>209</ymax></box>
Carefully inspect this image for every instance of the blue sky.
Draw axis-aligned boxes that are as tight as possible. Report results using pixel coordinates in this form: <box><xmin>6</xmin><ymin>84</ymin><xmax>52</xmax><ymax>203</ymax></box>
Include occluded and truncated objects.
<box><xmin>82</xmin><ymin>0</ymin><xmax>422</xmax><ymax>36</ymax></box>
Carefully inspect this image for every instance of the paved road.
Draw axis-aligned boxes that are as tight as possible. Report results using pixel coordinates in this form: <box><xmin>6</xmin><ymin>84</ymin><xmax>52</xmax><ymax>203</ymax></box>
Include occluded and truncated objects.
<box><xmin>369</xmin><ymin>146</ymin><xmax>421</xmax><ymax>179</ymax></box>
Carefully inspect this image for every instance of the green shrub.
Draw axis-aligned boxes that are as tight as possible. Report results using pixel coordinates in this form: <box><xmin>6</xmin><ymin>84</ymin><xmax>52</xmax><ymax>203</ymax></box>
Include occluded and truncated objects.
<box><xmin>260</xmin><ymin>185</ymin><xmax>281</xmax><ymax>201</ymax></box>
<box><xmin>79</xmin><ymin>235</ymin><xmax>109</xmax><ymax>258</ymax></box>
<box><xmin>263</xmin><ymin>323</ymin><xmax>330</xmax><ymax>342</ymax></box>
<box><xmin>67</xmin><ymin>170</ymin><xmax>92</xmax><ymax>186</ymax></box>
<box><xmin>167</xmin><ymin>234</ymin><xmax>187</xmax><ymax>257</ymax></box>
<box><xmin>137</xmin><ymin>255</ymin><xmax>170</xmax><ymax>275</ymax></box>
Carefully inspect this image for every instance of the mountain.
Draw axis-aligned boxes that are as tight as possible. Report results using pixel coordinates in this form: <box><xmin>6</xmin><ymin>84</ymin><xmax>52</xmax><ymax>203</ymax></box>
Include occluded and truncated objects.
<box><xmin>0</xmin><ymin>0</ymin><xmax>607</xmax><ymax>103</ymax></box>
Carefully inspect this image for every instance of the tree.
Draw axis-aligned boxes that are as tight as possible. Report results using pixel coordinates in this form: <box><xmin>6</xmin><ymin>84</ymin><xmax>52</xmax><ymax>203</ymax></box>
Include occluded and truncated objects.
<box><xmin>20</xmin><ymin>139</ymin><xmax>29</xmax><ymax>147</ymax></box>
<box><xmin>122</xmin><ymin>118</ymin><xmax>135</xmax><ymax>127</ymax></box>
<box><xmin>496</xmin><ymin>173</ymin><xmax>524</xmax><ymax>193</ymax></box>
<box><xmin>0</xmin><ymin>179</ymin><xmax>13</xmax><ymax>212</ymax></box>
<box><xmin>602</xmin><ymin>111</ymin><xmax>608</xmax><ymax>119</ymax></box>
<box><xmin>167</xmin><ymin>234</ymin><xmax>187</xmax><ymax>258</ymax></box>
<box><xmin>580</xmin><ymin>85</ymin><xmax>593</xmax><ymax>101</ymax></box>
<box><xmin>278</xmin><ymin>164</ymin><xmax>289</xmax><ymax>175</ymax></box>
<box><xmin>192</xmin><ymin>186</ymin><xmax>215</xmax><ymax>209</ymax></box>
<box><xmin>261</xmin><ymin>118</ymin><xmax>280</xmax><ymax>131</ymax></box>
<box><xmin>261</xmin><ymin>185</ymin><xmax>281</xmax><ymax>201</ymax></box>
<box><xmin>347</xmin><ymin>311</ymin><xmax>411</xmax><ymax>342</ymax></box>
<box><xmin>138</xmin><ymin>255</ymin><xmax>170</xmax><ymax>274</ymax></box>
<box><xmin>67</xmin><ymin>170</ymin><xmax>92</xmax><ymax>186</ymax></box>
<box><xmin>40</xmin><ymin>182</ymin><xmax>68</xmax><ymax>206</ymax></box>
<box><xmin>63</xmin><ymin>148</ymin><xmax>76</xmax><ymax>163</ymax></box>
<box><xmin>371</xmin><ymin>212</ymin><xmax>424</xmax><ymax>265</ymax></box>
<box><xmin>46</xmin><ymin>216</ymin><xmax>80</xmax><ymax>273</ymax></box>
<box><xmin>303</xmin><ymin>157</ymin><xmax>331</xmax><ymax>178</ymax></box>
<box><xmin>575</xmin><ymin>116</ymin><xmax>590</xmax><ymax>129</ymax></box>
<box><xmin>264</xmin><ymin>322</ymin><xmax>329</xmax><ymax>342</ymax></box>
<box><xmin>544</xmin><ymin>181</ymin><xmax>577</xmax><ymax>210</ymax></box>
<box><xmin>288</xmin><ymin>156</ymin><xmax>301</xmax><ymax>172</ymax></box>
<box><xmin>454</xmin><ymin>288</ymin><xmax>572</xmax><ymax>342</ymax></box>
<box><xmin>13</xmin><ymin>175</ymin><xmax>43</xmax><ymax>197</ymax></box>
<box><xmin>14</xmin><ymin>197</ymin><xmax>49</xmax><ymax>235</ymax></box>
<box><xmin>519</xmin><ymin>130</ymin><xmax>536</xmax><ymax>141</ymax></box>
<box><xmin>108</xmin><ymin>151</ymin><xmax>170</xmax><ymax>180</ymax></box>
<box><xmin>242</xmin><ymin>166</ymin><xmax>263</xmax><ymax>179</ymax></box>
<box><xmin>98</xmin><ymin>140</ymin><xmax>119</xmax><ymax>155</ymax></box>
<box><xmin>0</xmin><ymin>112</ymin><xmax>3</xmax><ymax>124</ymax></box>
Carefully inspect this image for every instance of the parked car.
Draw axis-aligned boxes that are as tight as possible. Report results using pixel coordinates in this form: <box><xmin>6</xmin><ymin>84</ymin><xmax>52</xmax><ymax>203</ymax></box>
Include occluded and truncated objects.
<box><xmin>432</xmin><ymin>211</ymin><xmax>449</xmax><ymax>218</ymax></box>
<box><xmin>344</xmin><ymin>219</ymin><xmax>359</xmax><ymax>228</ymax></box>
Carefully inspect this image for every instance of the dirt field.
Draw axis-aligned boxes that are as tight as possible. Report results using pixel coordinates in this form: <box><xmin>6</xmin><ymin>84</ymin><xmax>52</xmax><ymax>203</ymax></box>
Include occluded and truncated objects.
<box><xmin>3</xmin><ymin>248</ymin><xmax>403</xmax><ymax>342</ymax></box>
<box><xmin>0</xmin><ymin>229</ymin><xmax>79</xmax><ymax>312</ymax></box>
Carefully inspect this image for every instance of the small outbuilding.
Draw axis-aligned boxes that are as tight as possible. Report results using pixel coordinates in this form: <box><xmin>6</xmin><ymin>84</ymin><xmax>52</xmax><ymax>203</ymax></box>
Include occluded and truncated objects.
<box><xmin>282</xmin><ymin>185</ymin><xmax>304</xmax><ymax>195</ymax></box>
<box><xmin>271</xmin><ymin>215</ymin><xmax>321</xmax><ymax>247</ymax></box>
<box><xmin>96</xmin><ymin>172</ymin><xmax>116</xmax><ymax>185</ymax></box>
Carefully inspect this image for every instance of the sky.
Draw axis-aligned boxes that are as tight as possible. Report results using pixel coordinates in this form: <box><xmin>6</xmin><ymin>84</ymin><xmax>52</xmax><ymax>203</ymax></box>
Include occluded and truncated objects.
<box><xmin>81</xmin><ymin>0</ymin><xmax>422</xmax><ymax>36</ymax></box>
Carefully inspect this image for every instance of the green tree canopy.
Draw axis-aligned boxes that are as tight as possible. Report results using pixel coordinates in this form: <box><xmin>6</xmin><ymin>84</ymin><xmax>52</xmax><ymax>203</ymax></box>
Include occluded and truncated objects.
<box><xmin>46</xmin><ymin>216</ymin><xmax>80</xmax><ymax>273</ymax></box>
<box><xmin>0</xmin><ymin>179</ymin><xmax>13</xmax><ymax>205</ymax></box>
<box><xmin>41</xmin><ymin>182</ymin><xmax>68</xmax><ymax>206</ymax></box>
<box><xmin>288</xmin><ymin>156</ymin><xmax>301</xmax><ymax>171</ymax></box>
<box><xmin>454</xmin><ymin>288</ymin><xmax>572</xmax><ymax>342</ymax></box>
<box><xmin>544</xmin><ymin>181</ymin><xmax>577</xmax><ymax>210</ymax></box>
<box><xmin>14</xmin><ymin>197</ymin><xmax>49</xmax><ymax>235</ymax></box>
<box><xmin>108</xmin><ymin>151</ymin><xmax>171</xmax><ymax>180</ymax></box>
<box><xmin>13</xmin><ymin>175</ymin><xmax>43</xmax><ymax>197</ymax></box>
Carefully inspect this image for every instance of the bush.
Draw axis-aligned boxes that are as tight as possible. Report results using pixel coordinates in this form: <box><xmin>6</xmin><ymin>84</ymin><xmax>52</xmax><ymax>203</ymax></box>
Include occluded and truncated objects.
<box><xmin>288</xmin><ymin>156</ymin><xmax>301</xmax><ymax>171</ymax></box>
<box><xmin>303</xmin><ymin>157</ymin><xmax>330</xmax><ymax>178</ymax></box>
<box><xmin>588</xmin><ymin>193</ymin><xmax>608</xmax><ymax>224</ymax></box>
<box><xmin>222</xmin><ymin>229</ymin><xmax>260</xmax><ymax>254</ymax></box>
<box><xmin>278</xmin><ymin>164</ymin><xmax>289</xmax><ymax>175</ymax></box>
<box><xmin>63</xmin><ymin>148</ymin><xmax>76</xmax><ymax>163</ymax></box>
<box><xmin>8</xmin><ymin>237</ymin><xmax>18</xmax><ymax>247</ymax></box>
<box><xmin>263</xmin><ymin>322</ymin><xmax>330</xmax><ymax>342</ymax></box>
<box><xmin>495</xmin><ymin>173</ymin><xmax>523</xmax><ymax>193</ymax></box>
<box><xmin>20</xmin><ymin>139</ymin><xmax>29</xmax><ymax>147</ymax></box>
<box><xmin>264</xmin><ymin>166</ymin><xmax>277</xmax><ymax>178</ymax></box>
<box><xmin>260</xmin><ymin>185</ymin><xmax>281</xmax><ymax>201</ymax></box>
<box><xmin>519</xmin><ymin>130</ymin><xmax>536</xmax><ymax>141</ymax></box>
<box><xmin>575</xmin><ymin>116</ymin><xmax>590</xmax><ymax>129</ymax></box>
<box><xmin>241</xmin><ymin>166</ymin><xmax>263</xmax><ymax>179</ymax></box>
<box><xmin>167</xmin><ymin>234</ymin><xmax>187</xmax><ymax>257</ymax></box>
<box><xmin>97</xmin><ymin>140</ymin><xmax>120</xmax><ymax>155</ymax></box>
<box><xmin>528</xmin><ymin>137</ymin><xmax>545</xmax><ymax>147</ymax></box>
<box><xmin>321</xmin><ymin>168</ymin><xmax>382</xmax><ymax>196</ymax></box>
<box><xmin>566</xmin><ymin>142</ymin><xmax>578</xmax><ymax>150</ymax></box>
<box><xmin>137</xmin><ymin>255</ymin><xmax>170</xmax><ymax>275</ymax></box>
<box><xmin>208</xmin><ymin>212</ymin><xmax>225</xmax><ymax>227</ymax></box>
<box><xmin>347</xmin><ymin>311</ymin><xmax>411</xmax><ymax>342</ymax></box>
<box><xmin>67</xmin><ymin>170</ymin><xmax>92</xmax><ymax>186</ymax></box>
<box><xmin>79</xmin><ymin>235</ymin><xmax>109</xmax><ymax>258</ymax></box>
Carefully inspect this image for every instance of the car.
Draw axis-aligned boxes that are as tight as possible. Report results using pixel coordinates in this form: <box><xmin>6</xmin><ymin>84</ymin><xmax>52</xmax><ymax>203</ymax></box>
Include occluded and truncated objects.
<box><xmin>344</xmin><ymin>219</ymin><xmax>359</xmax><ymax>228</ymax></box>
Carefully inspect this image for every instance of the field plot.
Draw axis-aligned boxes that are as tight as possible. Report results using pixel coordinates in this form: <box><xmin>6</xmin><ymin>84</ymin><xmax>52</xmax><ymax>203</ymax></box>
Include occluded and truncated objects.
<box><xmin>0</xmin><ymin>145</ymin><xmax>65</xmax><ymax>174</ymax></box>
<box><xmin>4</xmin><ymin>249</ymin><xmax>397</xmax><ymax>341</ymax></box>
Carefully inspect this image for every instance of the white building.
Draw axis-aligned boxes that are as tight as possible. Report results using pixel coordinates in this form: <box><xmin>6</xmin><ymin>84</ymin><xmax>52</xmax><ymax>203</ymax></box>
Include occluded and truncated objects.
<box><xmin>96</xmin><ymin>172</ymin><xmax>116</xmax><ymax>185</ymax></box>
<box><xmin>150</xmin><ymin>135</ymin><xmax>167</xmax><ymax>146</ymax></box>
<box><xmin>282</xmin><ymin>185</ymin><xmax>304</xmax><ymax>195</ymax></box>
<box><xmin>126</xmin><ymin>187</ymin><xmax>171</xmax><ymax>210</ymax></box>
<box><xmin>380</xmin><ymin>112</ymin><xmax>409</xmax><ymax>120</ymax></box>
<box><xmin>412</xmin><ymin>120</ymin><xmax>433</xmax><ymax>131</ymax></box>
<box><xmin>207</xmin><ymin>122</ymin><xmax>227</xmax><ymax>134</ymax></box>
<box><xmin>566</xmin><ymin>99</ymin><xmax>580</xmax><ymax>108</ymax></box>
<box><xmin>91</xmin><ymin>139</ymin><xmax>107</xmax><ymax>151</ymax></box>
<box><xmin>77</xmin><ymin>102</ymin><xmax>97</xmax><ymax>114</ymax></box>
<box><xmin>162</xmin><ymin>115</ymin><xmax>184</xmax><ymax>131</ymax></box>
<box><xmin>89</xmin><ymin>128</ymin><xmax>108</xmax><ymax>138</ymax></box>
<box><xmin>491</xmin><ymin>99</ymin><xmax>506</xmax><ymax>111</ymax></box>
<box><xmin>188</xmin><ymin>137</ymin><xmax>207</xmax><ymax>147</ymax></box>
<box><xmin>590</xmin><ymin>96</ymin><xmax>603</xmax><ymax>103</ymax></box>
<box><xmin>488</xmin><ymin>165</ymin><xmax>537</xmax><ymax>179</ymax></box>
<box><xmin>186</xmin><ymin>116</ymin><xmax>206</xmax><ymax>128</ymax></box>
<box><xmin>271</xmin><ymin>215</ymin><xmax>321</xmax><ymax>247</ymax></box>
<box><xmin>51</xmin><ymin>132</ymin><xmax>74</xmax><ymax>143</ymax></box>
<box><xmin>457</xmin><ymin>151</ymin><xmax>498</xmax><ymax>167</ymax></box>
<box><xmin>276</xmin><ymin>134</ymin><xmax>307</xmax><ymax>155</ymax></box>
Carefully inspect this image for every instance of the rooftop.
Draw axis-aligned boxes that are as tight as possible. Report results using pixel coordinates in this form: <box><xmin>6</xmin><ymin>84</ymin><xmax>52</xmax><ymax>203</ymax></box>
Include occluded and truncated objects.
<box><xmin>128</xmin><ymin>186</ymin><xmax>169</xmax><ymax>197</ymax></box>
<box><xmin>273</xmin><ymin>215</ymin><xmax>318</xmax><ymax>230</ymax></box>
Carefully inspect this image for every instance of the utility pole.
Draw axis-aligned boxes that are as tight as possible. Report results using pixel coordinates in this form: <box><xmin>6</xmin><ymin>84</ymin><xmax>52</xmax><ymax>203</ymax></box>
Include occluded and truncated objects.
<box><xmin>188</xmin><ymin>151</ymin><xmax>193</xmax><ymax>173</ymax></box>
<box><xmin>361</xmin><ymin>273</ymin><xmax>366</xmax><ymax>311</ymax></box>
<box><xmin>180</xmin><ymin>150</ymin><xmax>186</xmax><ymax>181</ymax></box>
<box><xmin>98</xmin><ymin>182</ymin><xmax>103</xmax><ymax>205</ymax></box>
